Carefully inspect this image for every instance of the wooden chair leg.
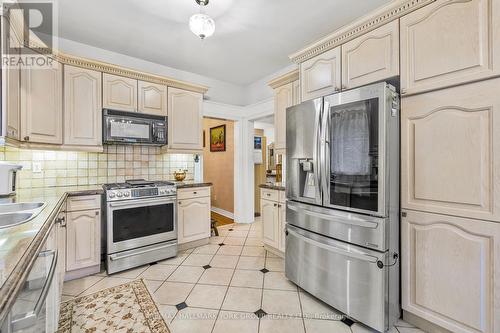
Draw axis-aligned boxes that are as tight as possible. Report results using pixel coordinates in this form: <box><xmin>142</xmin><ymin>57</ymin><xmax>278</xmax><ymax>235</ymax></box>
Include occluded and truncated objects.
<box><xmin>211</xmin><ymin>219</ymin><xmax>219</xmax><ymax>236</ymax></box>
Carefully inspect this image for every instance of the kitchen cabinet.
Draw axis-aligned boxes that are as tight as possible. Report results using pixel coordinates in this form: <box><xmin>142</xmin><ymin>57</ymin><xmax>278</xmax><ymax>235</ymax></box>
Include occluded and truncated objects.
<box><xmin>102</xmin><ymin>73</ymin><xmax>137</xmax><ymax>112</ymax></box>
<box><xmin>292</xmin><ymin>79</ymin><xmax>301</xmax><ymax>106</ymax></box>
<box><xmin>20</xmin><ymin>60</ymin><xmax>63</xmax><ymax>144</ymax></box>
<box><xmin>138</xmin><ymin>80</ymin><xmax>168</xmax><ymax>116</ymax></box>
<box><xmin>66</xmin><ymin>209</ymin><xmax>101</xmax><ymax>272</ymax></box>
<box><xmin>177</xmin><ymin>187</ymin><xmax>211</xmax><ymax>244</ymax></box>
<box><xmin>64</xmin><ymin>65</ymin><xmax>102</xmax><ymax>146</ymax></box>
<box><xmin>2</xmin><ymin>52</ymin><xmax>20</xmax><ymax>140</ymax></box>
<box><xmin>300</xmin><ymin>46</ymin><xmax>341</xmax><ymax>101</ymax></box>
<box><xmin>400</xmin><ymin>0</ymin><xmax>500</xmax><ymax>95</ymax></box>
<box><xmin>167</xmin><ymin>87</ymin><xmax>203</xmax><ymax>151</ymax></box>
<box><xmin>401</xmin><ymin>209</ymin><xmax>500</xmax><ymax>333</ymax></box>
<box><xmin>274</xmin><ymin>82</ymin><xmax>293</xmax><ymax>150</ymax></box>
<box><xmin>260</xmin><ymin>188</ymin><xmax>286</xmax><ymax>255</ymax></box>
<box><xmin>401</xmin><ymin>78</ymin><xmax>500</xmax><ymax>222</ymax></box>
<box><xmin>342</xmin><ymin>20</ymin><xmax>399</xmax><ymax>89</ymax></box>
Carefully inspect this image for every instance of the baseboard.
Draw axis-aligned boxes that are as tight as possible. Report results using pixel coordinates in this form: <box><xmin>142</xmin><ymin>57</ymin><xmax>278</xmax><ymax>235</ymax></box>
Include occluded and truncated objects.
<box><xmin>178</xmin><ymin>238</ymin><xmax>209</xmax><ymax>251</ymax></box>
<box><xmin>64</xmin><ymin>264</ymin><xmax>101</xmax><ymax>281</ymax></box>
<box><xmin>402</xmin><ymin>310</ymin><xmax>453</xmax><ymax>333</ymax></box>
<box><xmin>211</xmin><ymin>207</ymin><xmax>234</xmax><ymax>219</ymax></box>
<box><xmin>263</xmin><ymin>244</ymin><xmax>284</xmax><ymax>258</ymax></box>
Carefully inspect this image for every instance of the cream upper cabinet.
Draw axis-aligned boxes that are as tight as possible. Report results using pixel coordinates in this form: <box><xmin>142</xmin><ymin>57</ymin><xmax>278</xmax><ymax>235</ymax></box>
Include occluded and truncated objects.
<box><xmin>66</xmin><ymin>209</ymin><xmax>101</xmax><ymax>272</ymax></box>
<box><xmin>292</xmin><ymin>79</ymin><xmax>301</xmax><ymax>106</ymax></box>
<box><xmin>300</xmin><ymin>46</ymin><xmax>341</xmax><ymax>101</ymax></box>
<box><xmin>167</xmin><ymin>87</ymin><xmax>203</xmax><ymax>151</ymax></box>
<box><xmin>177</xmin><ymin>195</ymin><xmax>211</xmax><ymax>244</ymax></box>
<box><xmin>3</xmin><ymin>56</ymin><xmax>20</xmax><ymax>140</ymax></box>
<box><xmin>20</xmin><ymin>61</ymin><xmax>63</xmax><ymax>144</ymax></box>
<box><xmin>138</xmin><ymin>81</ymin><xmax>168</xmax><ymax>116</ymax></box>
<box><xmin>64</xmin><ymin>65</ymin><xmax>102</xmax><ymax>146</ymax></box>
<box><xmin>400</xmin><ymin>0</ymin><xmax>500</xmax><ymax>95</ymax></box>
<box><xmin>274</xmin><ymin>82</ymin><xmax>293</xmax><ymax>150</ymax></box>
<box><xmin>342</xmin><ymin>20</ymin><xmax>399</xmax><ymax>89</ymax></box>
<box><xmin>102</xmin><ymin>73</ymin><xmax>137</xmax><ymax>112</ymax></box>
<box><xmin>401</xmin><ymin>78</ymin><xmax>500</xmax><ymax>222</ymax></box>
<box><xmin>261</xmin><ymin>198</ymin><xmax>279</xmax><ymax>249</ymax></box>
<box><xmin>401</xmin><ymin>210</ymin><xmax>500</xmax><ymax>333</ymax></box>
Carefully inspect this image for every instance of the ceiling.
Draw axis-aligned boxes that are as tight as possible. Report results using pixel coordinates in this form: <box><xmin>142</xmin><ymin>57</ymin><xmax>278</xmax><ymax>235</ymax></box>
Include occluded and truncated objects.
<box><xmin>57</xmin><ymin>0</ymin><xmax>390</xmax><ymax>85</ymax></box>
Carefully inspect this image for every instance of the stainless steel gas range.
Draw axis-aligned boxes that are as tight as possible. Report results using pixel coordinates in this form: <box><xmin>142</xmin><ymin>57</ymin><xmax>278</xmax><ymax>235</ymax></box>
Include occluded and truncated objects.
<box><xmin>103</xmin><ymin>179</ymin><xmax>177</xmax><ymax>274</ymax></box>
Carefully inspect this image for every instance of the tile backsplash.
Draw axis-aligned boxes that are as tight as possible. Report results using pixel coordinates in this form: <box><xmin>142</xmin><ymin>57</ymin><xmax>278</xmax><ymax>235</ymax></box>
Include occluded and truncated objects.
<box><xmin>0</xmin><ymin>145</ymin><xmax>196</xmax><ymax>189</ymax></box>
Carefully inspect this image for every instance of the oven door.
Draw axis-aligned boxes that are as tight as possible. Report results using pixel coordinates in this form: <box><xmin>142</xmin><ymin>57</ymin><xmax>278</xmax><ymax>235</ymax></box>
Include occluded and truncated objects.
<box><xmin>322</xmin><ymin>82</ymin><xmax>392</xmax><ymax>217</ymax></box>
<box><xmin>107</xmin><ymin>197</ymin><xmax>176</xmax><ymax>254</ymax></box>
<box><xmin>104</xmin><ymin>114</ymin><xmax>153</xmax><ymax>144</ymax></box>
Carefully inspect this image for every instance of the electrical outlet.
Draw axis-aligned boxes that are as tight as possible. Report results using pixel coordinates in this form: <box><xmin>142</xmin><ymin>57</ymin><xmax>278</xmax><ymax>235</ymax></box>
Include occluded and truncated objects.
<box><xmin>32</xmin><ymin>162</ymin><xmax>42</xmax><ymax>173</ymax></box>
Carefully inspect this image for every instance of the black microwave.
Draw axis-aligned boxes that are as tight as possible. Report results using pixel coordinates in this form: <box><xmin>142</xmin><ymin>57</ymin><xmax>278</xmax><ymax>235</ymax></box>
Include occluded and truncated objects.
<box><xmin>103</xmin><ymin>109</ymin><xmax>167</xmax><ymax>145</ymax></box>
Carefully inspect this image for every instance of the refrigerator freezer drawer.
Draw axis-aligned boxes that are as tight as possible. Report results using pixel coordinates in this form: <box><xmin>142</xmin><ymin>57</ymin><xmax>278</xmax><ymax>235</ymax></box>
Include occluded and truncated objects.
<box><xmin>285</xmin><ymin>224</ymin><xmax>389</xmax><ymax>332</ymax></box>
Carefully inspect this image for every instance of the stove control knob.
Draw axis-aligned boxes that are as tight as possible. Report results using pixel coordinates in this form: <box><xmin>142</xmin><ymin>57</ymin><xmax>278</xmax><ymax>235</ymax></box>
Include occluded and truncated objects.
<box><xmin>116</xmin><ymin>192</ymin><xmax>123</xmax><ymax>198</ymax></box>
<box><xmin>109</xmin><ymin>192</ymin><xmax>116</xmax><ymax>198</ymax></box>
<box><xmin>124</xmin><ymin>192</ymin><xmax>130</xmax><ymax>197</ymax></box>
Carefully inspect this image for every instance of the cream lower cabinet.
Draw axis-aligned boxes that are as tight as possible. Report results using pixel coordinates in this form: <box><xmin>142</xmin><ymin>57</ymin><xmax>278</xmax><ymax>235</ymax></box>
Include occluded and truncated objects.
<box><xmin>401</xmin><ymin>78</ymin><xmax>500</xmax><ymax>222</ymax></box>
<box><xmin>400</xmin><ymin>0</ymin><xmax>500</xmax><ymax>95</ymax></box>
<box><xmin>402</xmin><ymin>210</ymin><xmax>500</xmax><ymax>333</ymax></box>
<box><xmin>167</xmin><ymin>87</ymin><xmax>203</xmax><ymax>151</ymax></box>
<box><xmin>20</xmin><ymin>60</ymin><xmax>63</xmax><ymax>144</ymax></box>
<box><xmin>138</xmin><ymin>81</ymin><xmax>168</xmax><ymax>116</ymax></box>
<box><xmin>342</xmin><ymin>19</ymin><xmax>399</xmax><ymax>89</ymax></box>
<box><xmin>66</xmin><ymin>209</ymin><xmax>101</xmax><ymax>272</ymax></box>
<box><xmin>103</xmin><ymin>73</ymin><xmax>137</xmax><ymax>112</ymax></box>
<box><xmin>300</xmin><ymin>46</ymin><xmax>341</xmax><ymax>101</ymax></box>
<box><xmin>177</xmin><ymin>187</ymin><xmax>211</xmax><ymax>244</ymax></box>
<box><xmin>64</xmin><ymin>65</ymin><xmax>102</xmax><ymax>146</ymax></box>
<box><xmin>260</xmin><ymin>188</ymin><xmax>286</xmax><ymax>255</ymax></box>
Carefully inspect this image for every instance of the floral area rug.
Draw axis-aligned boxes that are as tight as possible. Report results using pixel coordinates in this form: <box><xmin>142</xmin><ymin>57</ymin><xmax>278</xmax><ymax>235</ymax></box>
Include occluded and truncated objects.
<box><xmin>57</xmin><ymin>279</ymin><xmax>169</xmax><ymax>333</ymax></box>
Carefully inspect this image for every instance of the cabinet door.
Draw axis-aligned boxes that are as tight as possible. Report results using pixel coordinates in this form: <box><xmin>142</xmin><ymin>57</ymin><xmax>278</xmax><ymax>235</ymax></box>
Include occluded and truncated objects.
<box><xmin>261</xmin><ymin>199</ymin><xmax>279</xmax><ymax>249</ymax></box>
<box><xmin>300</xmin><ymin>46</ymin><xmax>341</xmax><ymax>101</ymax></box>
<box><xmin>401</xmin><ymin>210</ymin><xmax>500</xmax><ymax>333</ymax></box>
<box><xmin>64</xmin><ymin>65</ymin><xmax>102</xmax><ymax>146</ymax></box>
<box><xmin>400</xmin><ymin>0</ymin><xmax>500</xmax><ymax>95</ymax></box>
<box><xmin>342</xmin><ymin>20</ymin><xmax>399</xmax><ymax>89</ymax></box>
<box><xmin>102</xmin><ymin>73</ymin><xmax>137</xmax><ymax>112</ymax></box>
<box><xmin>66</xmin><ymin>209</ymin><xmax>101</xmax><ymax>271</ymax></box>
<box><xmin>138</xmin><ymin>80</ymin><xmax>168</xmax><ymax>116</ymax></box>
<box><xmin>2</xmin><ymin>54</ymin><xmax>20</xmax><ymax>139</ymax></box>
<box><xmin>274</xmin><ymin>82</ymin><xmax>293</xmax><ymax>150</ymax></box>
<box><xmin>177</xmin><ymin>196</ymin><xmax>210</xmax><ymax>244</ymax></box>
<box><xmin>168</xmin><ymin>87</ymin><xmax>203</xmax><ymax>150</ymax></box>
<box><xmin>20</xmin><ymin>61</ymin><xmax>63</xmax><ymax>144</ymax></box>
<box><xmin>292</xmin><ymin>80</ymin><xmax>301</xmax><ymax>106</ymax></box>
<box><xmin>278</xmin><ymin>202</ymin><xmax>286</xmax><ymax>253</ymax></box>
<box><xmin>401</xmin><ymin>78</ymin><xmax>500</xmax><ymax>222</ymax></box>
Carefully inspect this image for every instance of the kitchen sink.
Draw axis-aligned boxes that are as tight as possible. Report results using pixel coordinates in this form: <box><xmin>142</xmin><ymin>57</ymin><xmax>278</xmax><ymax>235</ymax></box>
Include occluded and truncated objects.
<box><xmin>0</xmin><ymin>202</ymin><xmax>45</xmax><ymax>214</ymax></box>
<box><xmin>0</xmin><ymin>213</ymin><xmax>34</xmax><ymax>229</ymax></box>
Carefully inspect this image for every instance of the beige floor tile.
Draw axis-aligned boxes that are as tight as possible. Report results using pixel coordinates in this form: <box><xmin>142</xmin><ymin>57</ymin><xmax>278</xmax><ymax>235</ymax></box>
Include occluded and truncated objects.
<box><xmin>158</xmin><ymin>252</ymin><xmax>189</xmax><ymax>265</ymax></box>
<box><xmin>217</xmin><ymin>245</ymin><xmax>243</xmax><ymax>256</ymax></box>
<box><xmin>182</xmin><ymin>248</ymin><xmax>195</xmax><ymax>254</ymax></box>
<box><xmin>395</xmin><ymin>319</ymin><xmax>415</xmax><ymax>328</ymax></box>
<box><xmin>169</xmin><ymin>307</ymin><xmax>218</xmax><ymax>333</ymax></box>
<box><xmin>210</xmin><ymin>255</ymin><xmax>240</xmax><ymax>269</ymax></box>
<box><xmin>395</xmin><ymin>327</ymin><xmax>425</xmax><ymax>333</ymax></box>
<box><xmin>226</xmin><ymin>230</ymin><xmax>249</xmax><ymax>238</ymax></box>
<box><xmin>242</xmin><ymin>246</ymin><xmax>266</xmax><ymax>257</ymax></box>
<box><xmin>259</xmin><ymin>316</ymin><xmax>305</xmax><ymax>333</ymax></box>
<box><xmin>222</xmin><ymin>287</ymin><xmax>262</xmax><ymax>313</ymax></box>
<box><xmin>299</xmin><ymin>290</ymin><xmax>343</xmax><ymax>320</ymax></box>
<box><xmin>265</xmin><ymin>251</ymin><xmax>280</xmax><ymax>258</ymax></box>
<box><xmin>264</xmin><ymin>272</ymin><xmax>297</xmax><ymax>291</ymax></box>
<box><xmin>168</xmin><ymin>266</ymin><xmax>205</xmax><ymax>283</ymax></box>
<box><xmin>245</xmin><ymin>237</ymin><xmax>263</xmax><ymax>246</ymax></box>
<box><xmin>262</xmin><ymin>289</ymin><xmax>302</xmax><ymax>316</ymax></box>
<box><xmin>153</xmin><ymin>281</ymin><xmax>194</xmax><ymax>305</ymax></box>
<box><xmin>351</xmin><ymin>323</ymin><xmax>379</xmax><ymax>333</ymax></box>
<box><xmin>232</xmin><ymin>223</ymin><xmax>251</xmax><ymax>230</ymax></box>
<box><xmin>230</xmin><ymin>269</ymin><xmax>264</xmax><ymax>289</ymax></box>
<box><xmin>248</xmin><ymin>231</ymin><xmax>261</xmax><ymax>237</ymax></box>
<box><xmin>140</xmin><ymin>264</ymin><xmax>177</xmax><ymax>280</ymax></box>
<box><xmin>109</xmin><ymin>265</ymin><xmax>149</xmax><ymax>279</ymax></box>
<box><xmin>304</xmin><ymin>319</ymin><xmax>351</xmax><ymax>333</ymax></box>
<box><xmin>193</xmin><ymin>244</ymin><xmax>221</xmax><ymax>255</ymax></box>
<box><xmin>265</xmin><ymin>257</ymin><xmax>285</xmax><ymax>271</ymax></box>
<box><xmin>61</xmin><ymin>295</ymin><xmax>74</xmax><ymax>302</ymax></box>
<box><xmin>198</xmin><ymin>267</ymin><xmax>234</xmax><ymax>286</ymax></box>
<box><xmin>209</xmin><ymin>236</ymin><xmax>226</xmax><ymax>244</ymax></box>
<box><xmin>157</xmin><ymin>304</ymin><xmax>178</xmax><ymax>323</ymax></box>
<box><xmin>212</xmin><ymin>311</ymin><xmax>259</xmax><ymax>333</ymax></box>
<box><xmin>80</xmin><ymin>277</ymin><xmax>132</xmax><ymax>296</ymax></box>
<box><xmin>237</xmin><ymin>256</ymin><xmax>266</xmax><ymax>270</ymax></box>
<box><xmin>62</xmin><ymin>275</ymin><xmax>104</xmax><ymax>296</ymax></box>
<box><xmin>186</xmin><ymin>284</ymin><xmax>228</xmax><ymax>309</ymax></box>
<box><xmin>182</xmin><ymin>253</ymin><xmax>214</xmax><ymax>267</ymax></box>
<box><xmin>143</xmin><ymin>279</ymin><xmax>163</xmax><ymax>294</ymax></box>
<box><xmin>224</xmin><ymin>237</ymin><xmax>246</xmax><ymax>246</ymax></box>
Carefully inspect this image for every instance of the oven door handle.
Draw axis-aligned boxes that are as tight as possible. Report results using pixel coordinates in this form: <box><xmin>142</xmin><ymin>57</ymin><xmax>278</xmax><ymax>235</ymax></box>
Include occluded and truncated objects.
<box><xmin>109</xmin><ymin>197</ymin><xmax>176</xmax><ymax>208</ymax></box>
<box><xmin>109</xmin><ymin>243</ymin><xmax>174</xmax><ymax>261</ymax></box>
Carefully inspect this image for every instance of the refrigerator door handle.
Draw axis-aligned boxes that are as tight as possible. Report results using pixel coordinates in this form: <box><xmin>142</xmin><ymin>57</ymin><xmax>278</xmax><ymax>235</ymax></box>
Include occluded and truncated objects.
<box><xmin>313</xmin><ymin>100</ymin><xmax>323</xmax><ymax>203</ymax></box>
<box><xmin>320</xmin><ymin>99</ymin><xmax>330</xmax><ymax>203</ymax></box>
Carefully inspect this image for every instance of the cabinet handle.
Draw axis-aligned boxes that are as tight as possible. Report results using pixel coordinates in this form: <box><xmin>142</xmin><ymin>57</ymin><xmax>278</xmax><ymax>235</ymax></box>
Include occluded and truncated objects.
<box><xmin>401</xmin><ymin>89</ymin><xmax>407</xmax><ymax>95</ymax></box>
<box><xmin>193</xmin><ymin>192</ymin><xmax>197</xmax><ymax>194</ymax></box>
<box><xmin>341</xmin><ymin>85</ymin><xmax>347</xmax><ymax>90</ymax></box>
<box><xmin>95</xmin><ymin>211</ymin><xmax>99</xmax><ymax>216</ymax></box>
<box><xmin>334</xmin><ymin>87</ymin><xmax>340</xmax><ymax>92</ymax></box>
<box><xmin>267</xmin><ymin>193</ymin><xmax>271</xmax><ymax>197</ymax></box>
<box><xmin>274</xmin><ymin>203</ymin><xmax>278</xmax><ymax>207</ymax></box>
<box><xmin>56</xmin><ymin>216</ymin><xmax>66</xmax><ymax>227</ymax></box>
<box><xmin>24</xmin><ymin>136</ymin><xmax>30</xmax><ymax>141</ymax></box>
<box><xmin>178</xmin><ymin>201</ymin><xmax>182</xmax><ymax>205</ymax></box>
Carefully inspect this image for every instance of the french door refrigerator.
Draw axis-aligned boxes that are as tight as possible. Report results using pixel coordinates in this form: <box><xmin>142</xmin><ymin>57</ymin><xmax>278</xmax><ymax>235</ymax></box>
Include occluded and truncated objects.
<box><xmin>285</xmin><ymin>82</ymin><xmax>400</xmax><ymax>332</ymax></box>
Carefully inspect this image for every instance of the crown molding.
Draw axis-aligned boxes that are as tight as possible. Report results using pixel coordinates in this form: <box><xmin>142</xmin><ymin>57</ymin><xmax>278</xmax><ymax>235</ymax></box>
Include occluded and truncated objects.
<box><xmin>268</xmin><ymin>69</ymin><xmax>299</xmax><ymax>89</ymax></box>
<box><xmin>289</xmin><ymin>0</ymin><xmax>436</xmax><ymax>64</ymax></box>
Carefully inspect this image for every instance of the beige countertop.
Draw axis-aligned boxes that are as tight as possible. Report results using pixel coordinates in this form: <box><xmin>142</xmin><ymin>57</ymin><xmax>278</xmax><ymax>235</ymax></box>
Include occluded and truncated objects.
<box><xmin>259</xmin><ymin>182</ymin><xmax>286</xmax><ymax>191</ymax></box>
<box><xmin>0</xmin><ymin>185</ymin><xmax>103</xmax><ymax>322</ymax></box>
<box><xmin>174</xmin><ymin>181</ymin><xmax>213</xmax><ymax>188</ymax></box>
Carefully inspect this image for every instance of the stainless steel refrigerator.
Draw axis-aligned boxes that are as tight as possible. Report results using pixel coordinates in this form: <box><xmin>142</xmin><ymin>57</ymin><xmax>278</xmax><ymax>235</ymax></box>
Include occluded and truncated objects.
<box><xmin>285</xmin><ymin>82</ymin><xmax>400</xmax><ymax>332</ymax></box>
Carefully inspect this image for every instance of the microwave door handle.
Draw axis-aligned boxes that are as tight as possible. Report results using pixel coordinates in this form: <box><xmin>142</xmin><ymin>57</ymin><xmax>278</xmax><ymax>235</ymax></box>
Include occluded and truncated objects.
<box><xmin>11</xmin><ymin>249</ymin><xmax>58</xmax><ymax>331</ymax></box>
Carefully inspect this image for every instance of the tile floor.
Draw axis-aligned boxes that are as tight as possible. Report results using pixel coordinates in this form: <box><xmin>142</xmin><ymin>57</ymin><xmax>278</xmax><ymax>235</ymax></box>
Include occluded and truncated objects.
<box><xmin>62</xmin><ymin>219</ymin><xmax>425</xmax><ymax>333</ymax></box>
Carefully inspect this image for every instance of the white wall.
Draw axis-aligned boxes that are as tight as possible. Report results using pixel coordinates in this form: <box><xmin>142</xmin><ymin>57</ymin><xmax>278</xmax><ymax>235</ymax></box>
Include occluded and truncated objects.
<box><xmin>243</xmin><ymin>64</ymin><xmax>298</xmax><ymax>105</ymax></box>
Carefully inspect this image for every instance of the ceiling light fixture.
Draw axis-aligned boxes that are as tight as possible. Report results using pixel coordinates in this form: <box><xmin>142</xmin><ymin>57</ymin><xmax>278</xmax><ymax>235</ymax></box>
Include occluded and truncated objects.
<box><xmin>189</xmin><ymin>0</ymin><xmax>215</xmax><ymax>40</ymax></box>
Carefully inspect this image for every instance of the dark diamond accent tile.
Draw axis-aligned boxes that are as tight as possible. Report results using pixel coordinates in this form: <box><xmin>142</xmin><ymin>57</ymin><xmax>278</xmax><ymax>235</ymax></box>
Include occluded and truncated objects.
<box><xmin>175</xmin><ymin>302</ymin><xmax>188</xmax><ymax>311</ymax></box>
<box><xmin>260</xmin><ymin>268</ymin><xmax>269</xmax><ymax>274</ymax></box>
<box><xmin>229</xmin><ymin>228</ymin><xmax>234</xmax><ymax>231</ymax></box>
<box><xmin>218</xmin><ymin>243</ymin><xmax>225</xmax><ymax>246</ymax></box>
<box><xmin>341</xmin><ymin>317</ymin><xmax>354</xmax><ymax>327</ymax></box>
<box><xmin>254</xmin><ymin>309</ymin><xmax>267</xmax><ymax>318</ymax></box>
<box><xmin>203</xmin><ymin>264</ymin><xmax>211</xmax><ymax>270</ymax></box>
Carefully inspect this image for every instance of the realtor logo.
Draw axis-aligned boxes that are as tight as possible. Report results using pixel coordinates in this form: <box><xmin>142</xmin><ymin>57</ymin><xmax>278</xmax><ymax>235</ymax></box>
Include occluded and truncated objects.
<box><xmin>1</xmin><ymin>0</ymin><xmax>57</xmax><ymax>68</ymax></box>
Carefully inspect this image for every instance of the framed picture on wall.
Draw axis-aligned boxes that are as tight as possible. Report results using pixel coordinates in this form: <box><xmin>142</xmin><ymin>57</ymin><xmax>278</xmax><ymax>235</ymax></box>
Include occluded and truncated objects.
<box><xmin>210</xmin><ymin>124</ymin><xmax>226</xmax><ymax>152</ymax></box>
